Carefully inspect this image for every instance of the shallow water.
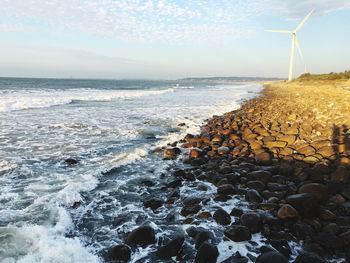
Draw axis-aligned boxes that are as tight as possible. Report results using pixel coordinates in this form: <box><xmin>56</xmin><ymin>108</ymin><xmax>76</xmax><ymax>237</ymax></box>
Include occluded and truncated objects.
<box><xmin>0</xmin><ymin>78</ymin><xmax>261</xmax><ymax>262</ymax></box>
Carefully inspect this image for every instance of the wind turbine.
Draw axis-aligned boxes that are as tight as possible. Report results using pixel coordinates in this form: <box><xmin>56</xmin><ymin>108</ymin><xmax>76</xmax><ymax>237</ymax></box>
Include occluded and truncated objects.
<box><xmin>267</xmin><ymin>10</ymin><xmax>314</xmax><ymax>81</ymax></box>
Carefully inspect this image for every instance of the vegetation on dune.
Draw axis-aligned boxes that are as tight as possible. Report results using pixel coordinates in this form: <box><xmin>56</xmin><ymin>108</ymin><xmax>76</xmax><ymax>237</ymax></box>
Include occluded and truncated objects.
<box><xmin>297</xmin><ymin>70</ymin><xmax>350</xmax><ymax>81</ymax></box>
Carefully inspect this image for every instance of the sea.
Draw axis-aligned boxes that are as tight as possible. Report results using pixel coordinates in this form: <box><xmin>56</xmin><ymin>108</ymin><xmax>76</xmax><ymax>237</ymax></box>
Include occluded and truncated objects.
<box><xmin>0</xmin><ymin>78</ymin><xmax>262</xmax><ymax>262</ymax></box>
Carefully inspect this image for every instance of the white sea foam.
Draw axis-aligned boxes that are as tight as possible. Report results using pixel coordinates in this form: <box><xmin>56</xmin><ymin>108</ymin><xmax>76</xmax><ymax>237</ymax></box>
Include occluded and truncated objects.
<box><xmin>0</xmin><ymin>206</ymin><xmax>100</xmax><ymax>263</ymax></box>
<box><xmin>0</xmin><ymin>88</ymin><xmax>174</xmax><ymax>112</ymax></box>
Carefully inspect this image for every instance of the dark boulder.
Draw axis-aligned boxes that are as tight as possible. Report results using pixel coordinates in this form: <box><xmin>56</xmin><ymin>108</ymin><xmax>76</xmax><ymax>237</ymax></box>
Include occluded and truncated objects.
<box><xmin>213</xmin><ymin>208</ymin><xmax>231</xmax><ymax>225</ymax></box>
<box><xmin>293</xmin><ymin>252</ymin><xmax>326</xmax><ymax>263</ymax></box>
<box><xmin>240</xmin><ymin>212</ymin><xmax>261</xmax><ymax>233</ymax></box>
<box><xmin>221</xmin><ymin>252</ymin><xmax>248</xmax><ymax>263</ymax></box>
<box><xmin>217</xmin><ymin>184</ymin><xmax>236</xmax><ymax>196</ymax></box>
<box><xmin>245</xmin><ymin>189</ymin><xmax>263</xmax><ymax>203</ymax></box>
<box><xmin>106</xmin><ymin>244</ymin><xmax>131</xmax><ymax>262</ymax></box>
<box><xmin>156</xmin><ymin>235</ymin><xmax>184</xmax><ymax>259</ymax></box>
<box><xmin>224</xmin><ymin>225</ymin><xmax>251</xmax><ymax>242</ymax></box>
<box><xmin>270</xmin><ymin>239</ymin><xmax>291</xmax><ymax>258</ymax></box>
<box><xmin>195</xmin><ymin>242</ymin><xmax>219</xmax><ymax>263</ymax></box>
<box><xmin>65</xmin><ymin>158</ymin><xmax>78</xmax><ymax>165</ymax></box>
<box><xmin>125</xmin><ymin>226</ymin><xmax>156</xmax><ymax>247</ymax></box>
<box><xmin>143</xmin><ymin>197</ymin><xmax>163</xmax><ymax>210</ymax></box>
<box><xmin>255</xmin><ymin>251</ymin><xmax>288</xmax><ymax>263</ymax></box>
<box><xmin>286</xmin><ymin>193</ymin><xmax>320</xmax><ymax>218</ymax></box>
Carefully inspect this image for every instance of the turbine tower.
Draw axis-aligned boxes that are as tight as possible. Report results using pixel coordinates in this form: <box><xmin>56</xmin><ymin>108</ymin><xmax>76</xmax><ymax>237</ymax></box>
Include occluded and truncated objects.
<box><xmin>267</xmin><ymin>10</ymin><xmax>314</xmax><ymax>81</ymax></box>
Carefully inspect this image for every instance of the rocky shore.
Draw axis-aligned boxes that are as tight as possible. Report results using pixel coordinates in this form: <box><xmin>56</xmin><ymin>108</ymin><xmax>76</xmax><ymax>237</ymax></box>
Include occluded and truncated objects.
<box><xmin>108</xmin><ymin>80</ymin><xmax>350</xmax><ymax>262</ymax></box>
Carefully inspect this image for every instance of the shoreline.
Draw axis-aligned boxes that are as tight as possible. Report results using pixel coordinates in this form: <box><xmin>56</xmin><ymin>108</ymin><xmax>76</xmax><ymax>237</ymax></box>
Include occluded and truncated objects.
<box><xmin>113</xmin><ymin>79</ymin><xmax>350</xmax><ymax>262</ymax></box>
<box><xmin>173</xmin><ymin>79</ymin><xmax>350</xmax><ymax>262</ymax></box>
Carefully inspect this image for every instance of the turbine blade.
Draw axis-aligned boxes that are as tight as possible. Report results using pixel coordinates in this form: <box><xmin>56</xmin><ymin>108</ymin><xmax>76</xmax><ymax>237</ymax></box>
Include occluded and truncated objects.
<box><xmin>266</xmin><ymin>29</ymin><xmax>291</xmax><ymax>34</ymax></box>
<box><xmin>295</xmin><ymin>37</ymin><xmax>304</xmax><ymax>60</ymax></box>
<box><xmin>295</xmin><ymin>37</ymin><xmax>307</xmax><ymax>73</ymax></box>
<box><xmin>294</xmin><ymin>9</ymin><xmax>314</xmax><ymax>32</ymax></box>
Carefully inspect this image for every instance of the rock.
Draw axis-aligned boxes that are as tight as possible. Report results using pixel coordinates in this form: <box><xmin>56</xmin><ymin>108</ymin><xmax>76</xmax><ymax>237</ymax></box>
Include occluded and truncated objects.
<box><xmin>246</xmin><ymin>180</ymin><xmax>265</xmax><ymax>191</ymax></box>
<box><xmin>297</xmin><ymin>145</ymin><xmax>316</xmax><ymax>156</ymax></box>
<box><xmin>126</xmin><ymin>226</ymin><xmax>156</xmax><ymax>247</ymax></box>
<box><xmin>339</xmin><ymin>230</ymin><xmax>350</xmax><ymax>245</ymax></box>
<box><xmin>331</xmin><ymin>166</ymin><xmax>349</xmax><ymax>182</ymax></box>
<box><xmin>299</xmin><ymin>183</ymin><xmax>329</xmax><ymax>201</ymax></box>
<box><xmin>230</xmin><ymin>208</ymin><xmax>244</xmax><ymax>217</ymax></box>
<box><xmin>221</xmin><ymin>252</ymin><xmax>248</xmax><ymax>263</ymax></box>
<box><xmin>286</xmin><ymin>193</ymin><xmax>320</xmax><ymax>218</ymax></box>
<box><xmin>266</xmin><ymin>141</ymin><xmax>288</xmax><ymax>148</ymax></box>
<box><xmin>224</xmin><ymin>225</ymin><xmax>251</xmax><ymax>242</ymax></box>
<box><xmin>277</xmin><ymin>204</ymin><xmax>299</xmax><ymax>220</ymax></box>
<box><xmin>164</xmin><ymin>147</ymin><xmax>181</xmax><ymax>159</ymax></box>
<box><xmin>248</xmin><ymin>170</ymin><xmax>272</xmax><ymax>183</ymax></box>
<box><xmin>213</xmin><ymin>208</ymin><xmax>231</xmax><ymax>225</ymax></box>
<box><xmin>255</xmin><ymin>152</ymin><xmax>272</xmax><ymax>165</ymax></box>
<box><xmin>294</xmin><ymin>252</ymin><xmax>326</xmax><ymax>263</ymax></box>
<box><xmin>65</xmin><ymin>158</ymin><xmax>78</xmax><ymax>165</ymax></box>
<box><xmin>143</xmin><ymin>197</ymin><xmax>163</xmax><ymax>210</ymax></box>
<box><xmin>107</xmin><ymin>244</ymin><xmax>131</xmax><ymax>262</ymax></box>
<box><xmin>181</xmin><ymin>204</ymin><xmax>202</xmax><ymax>217</ymax></box>
<box><xmin>245</xmin><ymin>189</ymin><xmax>263</xmax><ymax>203</ymax></box>
<box><xmin>255</xmin><ymin>251</ymin><xmax>288</xmax><ymax>263</ymax></box>
<box><xmin>240</xmin><ymin>212</ymin><xmax>261</xmax><ymax>233</ymax></box>
<box><xmin>182</xmin><ymin>196</ymin><xmax>202</xmax><ymax>206</ymax></box>
<box><xmin>217</xmin><ymin>184</ymin><xmax>236</xmax><ymax>196</ymax></box>
<box><xmin>190</xmin><ymin>148</ymin><xmax>204</xmax><ymax>159</ymax></box>
<box><xmin>279</xmin><ymin>135</ymin><xmax>296</xmax><ymax>145</ymax></box>
<box><xmin>156</xmin><ymin>236</ymin><xmax>184</xmax><ymax>259</ymax></box>
<box><xmin>270</xmin><ymin>239</ymin><xmax>291</xmax><ymax>258</ymax></box>
<box><xmin>314</xmin><ymin>230</ymin><xmax>344</xmax><ymax>251</ymax></box>
<box><xmin>218</xmin><ymin>146</ymin><xmax>231</xmax><ymax>155</ymax></box>
<box><xmin>195</xmin><ymin>242</ymin><xmax>219</xmax><ymax>263</ymax></box>
<box><xmin>339</xmin><ymin>157</ymin><xmax>350</xmax><ymax>167</ymax></box>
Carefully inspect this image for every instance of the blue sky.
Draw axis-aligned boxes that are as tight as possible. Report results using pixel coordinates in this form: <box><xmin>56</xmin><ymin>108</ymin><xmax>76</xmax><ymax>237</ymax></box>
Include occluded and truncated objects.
<box><xmin>1</xmin><ymin>0</ymin><xmax>349</xmax><ymax>79</ymax></box>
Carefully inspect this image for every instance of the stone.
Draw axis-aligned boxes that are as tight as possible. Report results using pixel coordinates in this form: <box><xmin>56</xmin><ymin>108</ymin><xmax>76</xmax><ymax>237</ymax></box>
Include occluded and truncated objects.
<box><xmin>156</xmin><ymin>236</ymin><xmax>184</xmax><ymax>259</ymax></box>
<box><xmin>221</xmin><ymin>252</ymin><xmax>248</xmax><ymax>263</ymax></box>
<box><xmin>240</xmin><ymin>212</ymin><xmax>261</xmax><ymax>233</ymax></box>
<box><xmin>245</xmin><ymin>189</ymin><xmax>263</xmax><ymax>203</ymax></box>
<box><xmin>294</xmin><ymin>252</ymin><xmax>326</xmax><ymax>263</ymax></box>
<box><xmin>279</xmin><ymin>135</ymin><xmax>296</xmax><ymax>145</ymax></box>
<box><xmin>65</xmin><ymin>158</ymin><xmax>78</xmax><ymax>165</ymax></box>
<box><xmin>277</xmin><ymin>204</ymin><xmax>299</xmax><ymax>220</ymax></box>
<box><xmin>297</xmin><ymin>145</ymin><xmax>316</xmax><ymax>156</ymax></box>
<box><xmin>189</xmin><ymin>148</ymin><xmax>204</xmax><ymax>159</ymax></box>
<box><xmin>255</xmin><ymin>151</ymin><xmax>272</xmax><ymax>165</ymax></box>
<box><xmin>340</xmin><ymin>157</ymin><xmax>350</xmax><ymax>167</ymax></box>
<box><xmin>217</xmin><ymin>184</ymin><xmax>236</xmax><ymax>196</ymax></box>
<box><xmin>181</xmin><ymin>204</ymin><xmax>202</xmax><ymax>216</ymax></box>
<box><xmin>266</xmin><ymin>141</ymin><xmax>288</xmax><ymax>148</ymax></box>
<box><xmin>164</xmin><ymin>147</ymin><xmax>181</xmax><ymax>159</ymax></box>
<box><xmin>143</xmin><ymin>197</ymin><xmax>163</xmax><ymax>210</ymax></box>
<box><xmin>298</xmin><ymin>183</ymin><xmax>329</xmax><ymax>201</ymax></box>
<box><xmin>213</xmin><ymin>208</ymin><xmax>231</xmax><ymax>225</ymax></box>
<box><xmin>218</xmin><ymin>146</ymin><xmax>231</xmax><ymax>155</ymax></box>
<box><xmin>224</xmin><ymin>225</ymin><xmax>251</xmax><ymax>242</ymax></box>
<box><xmin>248</xmin><ymin>170</ymin><xmax>272</xmax><ymax>183</ymax></box>
<box><xmin>126</xmin><ymin>226</ymin><xmax>156</xmax><ymax>247</ymax></box>
<box><xmin>255</xmin><ymin>251</ymin><xmax>288</xmax><ymax>263</ymax></box>
<box><xmin>246</xmin><ymin>180</ymin><xmax>265</xmax><ymax>191</ymax></box>
<box><xmin>107</xmin><ymin>244</ymin><xmax>131</xmax><ymax>262</ymax></box>
<box><xmin>331</xmin><ymin>166</ymin><xmax>349</xmax><ymax>182</ymax></box>
<box><xmin>195</xmin><ymin>242</ymin><xmax>219</xmax><ymax>263</ymax></box>
<box><xmin>286</xmin><ymin>193</ymin><xmax>320</xmax><ymax>218</ymax></box>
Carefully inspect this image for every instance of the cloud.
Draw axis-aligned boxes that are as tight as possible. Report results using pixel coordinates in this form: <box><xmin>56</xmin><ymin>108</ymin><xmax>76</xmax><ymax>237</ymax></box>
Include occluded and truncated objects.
<box><xmin>0</xmin><ymin>0</ymin><xmax>349</xmax><ymax>43</ymax></box>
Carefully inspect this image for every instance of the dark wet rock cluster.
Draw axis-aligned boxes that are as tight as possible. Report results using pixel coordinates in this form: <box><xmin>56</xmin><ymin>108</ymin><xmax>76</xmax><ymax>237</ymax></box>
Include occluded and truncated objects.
<box><xmin>107</xmin><ymin>82</ymin><xmax>350</xmax><ymax>262</ymax></box>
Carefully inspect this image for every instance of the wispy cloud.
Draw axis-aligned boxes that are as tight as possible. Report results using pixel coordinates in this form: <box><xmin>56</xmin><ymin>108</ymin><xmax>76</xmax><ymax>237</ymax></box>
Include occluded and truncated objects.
<box><xmin>1</xmin><ymin>0</ymin><xmax>349</xmax><ymax>43</ymax></box>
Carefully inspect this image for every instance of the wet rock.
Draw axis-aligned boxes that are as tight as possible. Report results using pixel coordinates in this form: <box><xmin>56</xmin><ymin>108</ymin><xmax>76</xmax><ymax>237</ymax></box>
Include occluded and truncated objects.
<box><xmin>156</xmin><ymin>235</ymin><xmax>185</xmax><ymax>259</ymax></box>
<box><xmin>213</xmin><ymin>208</ymin><xmax>231</xmax><ymax>225</ymax></box>
<box><xmin>218</xmin><ymin>146</ymin><xmax>231</xmax><ymax>155</ymax></box>
<box><xmin>164</xmin><ymin>147</ymin><xmax>181</xmax><ymax>159</ymax></box>
<box><xmin>217</xmin><ymin>184</ymin><xmax>236</xmax><ymax>196</ymax></box>
<box><xmin>298</xmin><ymin>183</ymin><xmax>328</xmax><ymax>201</ymax></box>
<box><xmin>65</xmin><ymin>158</ymin><xmax>78</xmax><ymax>165</ymax></box>
<box><xmin>240</xmin><ymin>212</ymin><xmax>261</xmax><ymax>233</ymax></box>
<box><xmin>314</xmin><ymin>230</ymin><xmax>344</xmax><ymax>251</ymax></box>
<box><xmin>189</xmin><ymin>148</ymin><xmax>204</xmax><ymax>159</ymax></box>
<box><xmin>246</xmin><ymin>180</ymin><xmax>265</xmax><ymax>191</ymax></box>
<box><xmin>181</xmin><ymin>204</ymin><xmax>202</xmax><ymax>217</ymax></box>
<box><xmin>248</xmin><ymin>170</ymin><xmax>272</xmax><ymax>183</ymax></box>
<box><xmin>166</xmin><ymin>178</ymin><xmax>182</xmax><ymax>188</ymax></box>
<box><xmin>292</xmin><ymin>222</ymin><xmax>315</xmax><ymax>240</ymax></box>
<box><xmin>277</xmin><ymin>204</ymin><xmax>299</xmax><ymax>220</ymax></box>
<box><xmin>143</xmin><ymin>197</ymin><xmax>163</xmax><ymax>210</ymax></box>
<box><xmin>195</xmin><ymin>242</ymin><xmax>219</xmax><ymax>263</ymax></box>
<box><xmin>245</xmin><ymin>189</ymin><xmax>263</xmax><ymax>203</ymax></box>
<box><xmin>294</xmin><ymin>252</ymin><xmax>326</xmax><ymax>263</ymax></box>
<box><xmin>286</xmin><ymin>193</ymin><xmax>320</xmax><ymax>218</ymax></box>
<box><xmin>125</xmin><ymin>226</ymin><xmax>156</xmax><ymax>247</ymax></box>
<box><xmin>224</xmin><ymin>225</ymin><xmax>251</xmax><ymax>242</ymax></box>
<box><xmin>255</xmin><ymin>251</ymin><xmax>288</xmax><ymax>263</ymax></box>
<box><xmin>331</xmin><ymin>166</ymin><xmax>349</xmax><ymax>182</ymax></box>
<box><xmin>230</xmin><ymin>208</ymin><xmax>244</xmax><ymax>217</ymax></box>
<box><xmin>107</xmin><ymin>244</ymin><xmax>131</xmax><ymax>262</ymax></box>
<box><xmin>270</xmin><ymin>239</ymin><xmax>291</xmax><ymax>258</ymax></box>
<box><xmin>255</xmin><ymin>151</ymin><xmax>272</xmax><ymax>165</ymax></box>
<box><xmin>221</xmin><ymin>252</ymin><xmax>248</xmax><ymax>263</ymax></box>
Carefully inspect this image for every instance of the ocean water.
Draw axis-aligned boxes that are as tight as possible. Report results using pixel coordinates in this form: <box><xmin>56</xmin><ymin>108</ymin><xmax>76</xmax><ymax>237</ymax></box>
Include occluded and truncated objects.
<box><xmin>0</xmin><ymin>78</ymin><xmax>261</xmax><ymax>262</ymax></box>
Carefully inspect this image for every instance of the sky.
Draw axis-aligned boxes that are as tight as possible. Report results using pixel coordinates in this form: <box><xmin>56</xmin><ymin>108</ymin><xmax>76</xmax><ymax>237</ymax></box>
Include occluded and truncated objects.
<box><xmin>0</xmin><ymin>0</ymin><xmax>349</xmax><ymax>79</ymax></box>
